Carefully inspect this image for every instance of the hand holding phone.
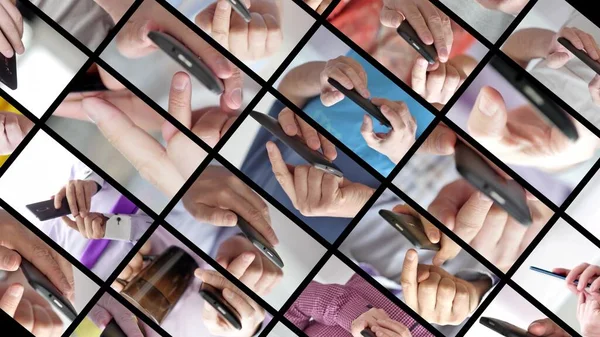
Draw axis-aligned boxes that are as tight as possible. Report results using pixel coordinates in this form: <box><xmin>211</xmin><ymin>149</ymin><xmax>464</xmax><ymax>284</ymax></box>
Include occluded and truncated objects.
<box><xmin>480</xmin><ymin>317</ymin><xmax>532</xmax><ymax>337</ymax></box>
<box><xmin>379</xmin><ymin>209</ymin><xmax>439</xmax><ymax>250</ymax></box>
<box><xmin>236</xmin><ymin>213</ymin><xmax>284</xmax><ymax>269</ymax></box>
<box><xmin>557</xmin><ymin>37</ymin><xmax>600</xmax><ymax>75</ymax></box>
<box><xmin>199</xmin><ymin>283</ymin><xmax>242</xmax><ymax>330</ymax></box>
<box><xmin>227</xmin><ymin>0</ymin><xmax>251</xmax><ymax>22</ymax></box>
<box><xmin>397</xmin><ymin>21</ymin><xmax>437</xmax><ymax>65</ymax></box>
<box><xmin>0</xmin><ymin>53</ymin><xmax>17</xmax><ymax>90</ymax></box>
<box><xmin>327</xmin><ymin>78</ymin><xmax>390</xmax><ymax>127</ymax></box>
<box><xmin>26</xmin><ymin>198</ymin><xmax>71</xmax><ymax>221</ymax></box>
<box><xmin>361</xmin><ymin>329</ymin><xmax>376</xmax><ymax>337</ymax></box>
<box><xmin>530</xmin><ymin>266</ymin><xmax>593</xmax><ymax>288</ymax></box>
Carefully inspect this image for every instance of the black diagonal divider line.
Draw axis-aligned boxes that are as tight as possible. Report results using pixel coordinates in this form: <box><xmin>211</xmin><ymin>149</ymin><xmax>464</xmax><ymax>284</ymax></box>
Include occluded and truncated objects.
<box><xmin>92</xmin><ymin>0</ymin><xmax>145</xmax><ymax>55</ymax></box>
<box><xmin>428</xmin><ymin>0</ymin><xmax>495</xmax><ymax>49</ymax></box>
<box><xmin>562</xmin><ymin>213</ymin><xmax>600</xmax><ymax>250</ymax></box>
<box><xmin>565</xmin><ymin>0</ymin><xmax>600</xmax><ymax>29</ymax></box>
<box><xmin>257</xmin><ymin>318</ymin><xmax>279</xmax><ymax>337</ymax></box>
<box><xmin>0</xmin><ymin>308</ymin><xmax>33</xmax><ymax>336</ymax></box>
<box><xmin>495</xmin><ymin>50</ymin><xmax>600</xmax><ymax>138</ymax></box>
<box><xmin>486</xmin><ymin>0</ymin><xmax>540</xmax><ymax>49</ymax></box>
<box><xmin>0</xmin><ymin>88</ymin><xmax>39</xmax><ymax>123</ymax></box>
<box><xmin>560</xmin><ymin>157</ymin><xmax>600</xmax><ymax>212</ymax></box>
<box><xmin>441</xmin><ymin>116</ymin><xmax>560</xmax><ymax>212</ymax></box>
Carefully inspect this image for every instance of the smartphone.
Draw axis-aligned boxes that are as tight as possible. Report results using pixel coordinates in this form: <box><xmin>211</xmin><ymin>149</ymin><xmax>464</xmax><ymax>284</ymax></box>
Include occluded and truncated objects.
<box><xmin>397</xmin><ymin>21</ymin><xmax>437</xmax><ymax>65</ymax></box>
<box><xmin>26</xmin><ymin>198</ymin><xmax>71</xmax><ymax>221</ymax></box>
<box><xmin>378</xmin><ymin>209</ymin><xmax>440</xmax><ymax>250</ymax></box>
<box><xmin>558</xmin><ymin>37</ymin><xmax>600</xmax><ymax>75</ymax></box>
<box><xmin>0</xmin><ymin>53</ymin><xmax>17</xmax><ymax>90</ymax></box>
<box><xmin>480</xmin><ymin>317</ymin><xmax>532</xmax><ymax>337</ymax></box>
<box><xmin>20</xmin><ymin>259</ymin><xmax>78</xmax><ymax>321</ymax></box>
<box><xmin>249</xmin><ymin>110</ymin><xmax>343</xmax><ymax>178</ymax></box>
<box><xmin>100</xmin><ymin>319</ymin><xmax>126</xmax><ymax>337</ymax></box>
<box><xmin>529</xmin><ymin>266</ymin><xmax>591</xmax><ymax>288</ymax></box>
<box><xmin>236</xmin><ymin>213</ymin><xmax>284</xmax><ymax>269</ymax></box>
<box><xmin>147</xmin><ymin>31</ymin><xmax>224</xmax><ymax>95</ymax></box>
<box><xmin>454</xmin><ymin>141</ymin><xmax>533</xmax><ymax>225</ymax></box>
<box><xmin>489</xmin><ymin>55</ymin><xmax>578</xmax><ymax>141</ymax></box>
<box><xmin>361</xmin><ymin>329</ymin><xmax>376</xmax><ymax>337</ymax></box>
<box><xmin>327</xmin><ymin>78</ymin><xmax>391</xmax><ymax>127</ymax></box>
<box><xmin>227</xmin><ymin>0</ymin><xmax>251</xmax><ymax>22</ymax></box>
<box><xmin>199</xmin><ymin>283</ymin><xmax>242</xmax><ymax>330</ymax></box>
<box><xmin>71</xmin><ymin>71</ymin><xmax>108</xmax><ymax>93</ymax></box>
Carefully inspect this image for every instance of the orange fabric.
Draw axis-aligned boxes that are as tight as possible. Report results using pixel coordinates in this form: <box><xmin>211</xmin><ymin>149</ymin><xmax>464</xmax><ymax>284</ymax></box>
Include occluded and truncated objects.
<box><xmin>328</xmin><ymin>0</ymin><xmax>382</xmax><ymax>51</ymax></box>
<box><xmin>450</xmin><ymin>28</ymin><xmax>477</xmax><ymax>58</ymax></box>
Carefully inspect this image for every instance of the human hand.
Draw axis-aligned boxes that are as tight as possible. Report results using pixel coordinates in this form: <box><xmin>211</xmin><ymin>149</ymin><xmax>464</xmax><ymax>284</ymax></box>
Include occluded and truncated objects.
<box><xmin>277</xmin><ymin>107</ymin><xmax>337</xmax><ymax>161</ymax></box>
<box><xmin>425</xmin><ymin>179</ymin><xmax>550</xmax><ymax>271</ymax></box>
<box><xmin>0</xmin><ymin>0</ymin><xmax>24</xmax><ymax>58</ymax></box>
<box><xmin>60</xmin><ymin>213</ymin><xmax>108</xmax><ymax>240</ymax></box>
<box><xmin>527</xmin><ymin>318</ymin><xmax>570</xmax><ymax>337</ymax></box>
<box><xmin>380</xmin><ymin>0</ymin><xmax>452</xmax><ymax>63</ymax></box>
<box><xmin>215</xmin><ymin>235</ymin><xmax>283</xmax><ymax>295</ymax></box>
<box><xmin>320</xmin><ymin>56</ymin><xmax>370</xmax><ymax>106</ymax></box>
<box><xmin>351</xmin><ymin>308</ymin><xmax>412</xmax><ymax>337</ymax></box>
<box><xmin>0</xmin><ymin>211</ymin><xmax>74</xmax><ymax>299</ymax></box>
<box><xmin>89</xmin><ymin>293</ymin><xmax>145</xmax><ymax>337</ymax></box>
<box><xmin>196</xmin><ymin>269</ymin><xmax>265</xmax><ymax>337</ymax></box>
<box><xmin>552</xmin><ymin>263</ymin><xmax>600</xmax><ymax>301</ymax></box>
<box><xmin>416</xmin><ymin>123</ymin><xmax>457</xmax><ymax>155</ymax></box>
<box><xmin>589</xmin><ymin>75</ymin><xmax>600</xmax><ymax>107</ymax></box>
<box><xmin>112</xmin><ymin>240</ymin><xmax>152</xmax><ymax>292</ymax></box>
<box><xmin>577</xmin><ymin>292</ymin><xmax>600</xmax><ymax>337</ymax></box>
<box><xmin>475</xmin><ymin>0</ymin><xmax>529</xmax><ymax>15</ymax></box>
<box><xmin>182</xmin><ymin>165</ymin><xmax>278</xmax><ymax>246</ymax></box>
<box><xmin>0</xmin><ymin>112</ymin><xmax>34</xmax><ymax>155</ymax></box>
<box><xmin>116</xmin><ymin>0</ymin><xmax>244</xmax><ymax>111</ymax></box>
<box><xmin>304</xmin><ymin>0</ymin><xmax>332</xmax><ymax>14</ymax></box>
<box><xmin>360</xmin><ymin>98</ymin><xmax>416</xmax><ymax>164</ymax></box>
<box><xmin>196</xmin><ymin>0</ymin><xmax>283</xmax><ymax>61</ymax></box>
<box><xmin>411</xmin><ymin>56</ymin><xmax>465</xmax><ymax>105</ymax></box>
<box><xmin>53</xmin><ymin>179</ymin><xmax>99</xmax><ymax>218</ymax></box>
<box><xmin>266</xmin><ymin>141</ymin><xmax>374</xmax><ymax>218</ymax></box>
<box><xmin>547</xmin><ymin>26</ymin><xmax>600</xmax><ymax>69</ymax></box>
<box><xmin>467</xmin><ymin>86</ymin><xmax>598</xmax><ymax>172</ymax></box>
<box><xmin>400</xmin><ymin>249</ymin><xmax>489</xmax><ymax>325</ymax></box>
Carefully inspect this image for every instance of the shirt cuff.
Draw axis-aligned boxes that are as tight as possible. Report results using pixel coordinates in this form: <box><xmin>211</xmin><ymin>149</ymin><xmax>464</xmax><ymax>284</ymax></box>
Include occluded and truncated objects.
<box><xmin>335</xmin><ymin>293</ymin><xmax>371</xmax><ymax>332</ymax></box>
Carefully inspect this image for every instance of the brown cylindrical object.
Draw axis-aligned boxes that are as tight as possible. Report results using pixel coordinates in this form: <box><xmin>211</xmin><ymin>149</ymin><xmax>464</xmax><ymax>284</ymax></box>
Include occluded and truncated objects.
<box><xmin>121</xmin><ymin>246</ymin><xmax>198</xmax><ymax>324</ymax></box>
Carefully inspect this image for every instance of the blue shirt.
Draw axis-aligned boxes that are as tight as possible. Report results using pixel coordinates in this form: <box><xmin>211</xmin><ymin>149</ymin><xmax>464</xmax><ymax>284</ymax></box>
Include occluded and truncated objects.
<box><xmin>301</xmin><ymin>50</ymin><xmax>434</xmax><ymax>176</ymax></box>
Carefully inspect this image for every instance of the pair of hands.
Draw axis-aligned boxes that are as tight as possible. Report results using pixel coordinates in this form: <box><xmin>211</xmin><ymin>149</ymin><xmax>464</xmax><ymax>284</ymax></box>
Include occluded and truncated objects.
<box><xmin>0</xmin><ymin>112</ymin><xmax>34</xmax><ymax>155</ymax></box>
<box><xmin>351</xmin><ymin>308</ymin><xmax>413</xmax><ymax>337</ymax></box>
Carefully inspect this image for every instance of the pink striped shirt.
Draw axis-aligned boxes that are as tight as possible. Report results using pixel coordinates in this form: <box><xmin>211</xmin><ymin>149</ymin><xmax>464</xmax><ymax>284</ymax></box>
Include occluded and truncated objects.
<box><xmin>285</xmin><ymin>274</ymin><xmax>434</xmax><ymax>337</ymax></box>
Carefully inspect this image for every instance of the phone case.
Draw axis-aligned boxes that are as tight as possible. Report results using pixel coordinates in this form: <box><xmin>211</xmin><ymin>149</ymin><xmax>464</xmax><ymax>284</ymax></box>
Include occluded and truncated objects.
<box><xmin>147</xmin><ymin>31</ymin><xmax>224</xmax><ymax>94</ymax></box>
<box><xmin>379</xmin><ymin>210</ymin><xmax>440</xmax><ymax>250</ymax></box>
<box><xmin>227</xmin><ymin>0</ymin><xmax>251</xmax><ymax>22</ymax></box>
<box><xmin>71</xmin><ymin>72</ymin><xmax>109</xmax><ymax>93</ymax></box>
<box><xmin>454</xmin><ymin>141</ymin><xmax>533</xmax><ymax>225</ymax></box>
<box><xmin>327</xmin><ymin>78</ymin><xmax>391</xmax><ymax>127</ymax></box>
<box><xmin>249</xmin><ymin>110</ymin><xmax>344</xmax><ymax>177</ymax></box>
<box><xmin>489</xmin><ymin>55</ymin><xmax>578</xmax><ymax>141</ymax></box>
<box><xmin>480</xmin><ymin>317</ymin><xmax>532</xmax><ymax>337</ymax></box>
<box><xmin>397</xmin><ymin>21</ymin><xmax>437</xmax><ymax>64</ymax></box>
<box><xmin>20</xmin><ymin>259</ymin><xmax>78</xmax><ymax>321</ymax></box>
<box><xmin>558</xmin><ymin>37</ymin><xmax>600</xmax><ymax>75</ymax></box>
<box><xmin>199</xmin><ymin>283</ymin><xmax>242</xmax><ymax>330</ymax></box>
<box><xmin>236</xmin><ymin>213</ymin><xmax>284</xmax><ymax>268</ymax></box>
<box><xmin>0</xmin><ymin>53</ymin><xmax>17</xmax><ymax>90</ymax></box>
<box><xmin>26</xmin><ymin>198</ymin><xmax>71</xmax><ymax>221</ymax></box>
<box><xmin>361</xmin><ymin>329</ymin><xmax>376</xmax><ymax>337</ymax></box>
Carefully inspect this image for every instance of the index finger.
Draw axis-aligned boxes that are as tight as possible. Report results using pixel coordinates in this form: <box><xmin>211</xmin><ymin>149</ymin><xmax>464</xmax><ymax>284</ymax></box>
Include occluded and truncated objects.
<box><xmin>0</xmin><ymin>283</ymin><xmax>24</xmax><ymax>317</ymax></box>
<box><xmin>266</xmin><ymin>141</ymin><xmax>297</xmax><ymax>206</ymax></box>
<box><xmin>411</xmin><ymin>57</ymin><xmax>429</xmax><ymax>97</ymax></box>
<box><xmin>400</xmin><ymin>249</ymin><xmax>419</xmax><ymax>309</ymax></box>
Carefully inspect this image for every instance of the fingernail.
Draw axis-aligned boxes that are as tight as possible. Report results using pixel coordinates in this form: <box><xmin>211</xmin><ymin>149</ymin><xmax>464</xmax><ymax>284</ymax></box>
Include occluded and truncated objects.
<box><xmin>8</xmin><ymin>285</ymin><xmax>23</xmax><ymax>297</ymax></box>
<box><xmin>226</xmin><ymin>213</ymin><xmax>237</xmax><ymax>225</ymax></box>
<box><xmin>529</xmin><ymin>322</ymin><xmax>540</xmax><ymax>329</ymax></box>
<box><xmin>4</xmin><ymin>254</ymin><xmax>18</xmax><ymax>270</ymax></box>
<box><xmin>218</xmin><ymin>0</ymin><xmax>230</xmax><ymax>9</ymax></box>
<box><xmin>439</xmin><ymin>47</ymin><xmax>448</xmax><ymax>59</ymax></box>
<box><xmin>215</xmin><ymin>58</ymin><xmax>230</xmax><ymax>75</ymax></box>
<box><xmin>479</xmin><ymin>191</ymin><xmax>491</xmax><ymax>201</ymax></box>
<box><xmin>243</xmin><ymin>253</ymin><xmax>254</xmax><ymax>262</ymax></box>
<box><xmin>478</xmin><ymin>93</ymin><xmax>497</xmax><ymax>116</ymax></box>
<box><xmin>428</xmin><ymin>230</ymin><xmax>440</xmax><ymax>242</ymax></box>
<box><xmin>406</xmin><ymin>251</ymin><xmax>415</xmax><ymax>261</ymax></box>
<box><xmin>231</xmin><ymin>88</ymin><xmax>243</xmax><ymax>107</ymax></box>
<box><xmin>194</xmin><ymin>268</ymin><xmax>203</xmax><ymax>278</ymax></box>
<box><xmin>433</xmin><ymin>257</ymin><xmax>443</xmax><ymax>266</ymax></box>
<box><xmin>173</xmin><ymin>75</ymin><xmax>188</xmax><ymax>91</ymax></box>
<box><xmin>284</xmin><ymin>125</ymin><xmax>296</xmax><ymax>135</ymax></box>
<box><xmin>266</xmin><ymin>142</ymin><xmax>274</xmax><ymax>153</ymax></box>
<box><xmin>308</xmin><ymin>138</ymin><xmax>320</xmax><ymax>149</ymax></box>
<box><xmin>223</xmin><ymin>288</ymin><xmax>234</xmax><ymax>299</ymax></box>
<box><xmin>3</xmin><ymin>49</ymin><xmax>14</xmax><ymax>58</ymax></box>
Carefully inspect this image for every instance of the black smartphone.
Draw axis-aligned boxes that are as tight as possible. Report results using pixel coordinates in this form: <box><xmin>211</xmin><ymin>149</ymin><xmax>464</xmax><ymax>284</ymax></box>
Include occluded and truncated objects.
<box><xmin>529</xmin><ymin>266</ymin><xmax>591</xmax><ymax>288</ymax></box>
<box><xmin>26</xmin><ymin>198</ymin><xmax>71</xmax><ymax>221</ymax></box>
<box><xmin>558</xmin><ymin>37</ymin><xmax>600</xmax><ymax>75</ymax></box>
<box><xmin>199</xmin><ymin>283</ymin><xmax>242</xmax><ymax>330</ymax></box>
<box><xmin>360</xmin><ymin>329</ymin><xmax>376</xmax><ymax>337</ymax></box>
<box><xmin>454</xmin><ymin>141</ymin><xmax>533</xmax><ymax>225</ymax></box>
<box><xmin>397</xmin><ymin>21</ymin><xmax>437</xmax><ymax>65</ymax></box>
<box><xmin>480</xmin><ymin>317</ymin><xmax>533</xmax><ymax>337</ymax></box>
<box><xmin>147</xmin><ymin>31</ymin><xmax>224</xmax><ymax>95</ymax></box>
<box><xmin>489</xmin><ymin>55</ymin><xmax>578</xmax><ymax>141</ymax></box>
<box><xmin>227</xmin><ymin>0</ymin><xmax>251</xmax><ymax>22</ymax></box>
<box><xmin>0</xmin><ymin>53</ymin><xmax>17</xmax><ymax>90</ymax></box>
<box><xmin>379</xmin><ymin>209</ymin><xmax>440</xmax><ymax>250</ymax></box>
<box><xmin>327</xmin><ymin>78</ymin><xmax>391</xmax><ymax>127</ymax></box>
<box><xmin>249</xmin><ymin>110</ymin><xmax>343</xmax><ymax>178</ymax></box>
<box><xmin>71</xmin><ymin>71</ymin><xmax>109</xmax><ymax>93</ymax></box>
<box><xmin>236</xmin><ymin>213</ymin><xmax>284</xmax><ymax>269</ymax></box>
<box><xmin>20</xmin><ymin>259</ymin><xmax>78</xmax><ymax>321</ymax></box>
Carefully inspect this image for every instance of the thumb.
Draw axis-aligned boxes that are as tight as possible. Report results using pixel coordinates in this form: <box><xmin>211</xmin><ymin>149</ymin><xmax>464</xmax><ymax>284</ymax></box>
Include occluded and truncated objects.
<box><xmin>467</xmin><ymin>86</ymin><xmax>508</xmax><ymax>141</ymax></box>
<box><xmin>116</xmin><ymin>20</ymin><xmax>159</xmax><ymax>59</ymax></box>
<box><xmin>420</xmin><ymin>217</ymin><xmax>441</xmax><ymax>244</ymax></box>
<box><xmin>546</xmin><ymin>51</ymin><xmax>571</xmax><ymax>69</ymax></box>
<box><xmin>187</xmin><ymin>204</ymin><xmax>238</xmax><ymax>227</ymax></box>
<box><xmin>162</xmin><ymin>72</ymin><xmax>192</xmax><ymax>142</ymax></box>
<box><xmin>360</xmin><ymin>115</ymin><xmax>381</xmax><ymax>148</ymax></box>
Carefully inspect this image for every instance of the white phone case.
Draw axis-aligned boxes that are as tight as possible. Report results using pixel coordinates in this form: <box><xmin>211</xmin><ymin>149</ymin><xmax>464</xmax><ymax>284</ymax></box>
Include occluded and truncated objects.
<box><xmin>104</xmin><ymin>215</ymin><xmax>132</xmax><ymax>241</ymax></box>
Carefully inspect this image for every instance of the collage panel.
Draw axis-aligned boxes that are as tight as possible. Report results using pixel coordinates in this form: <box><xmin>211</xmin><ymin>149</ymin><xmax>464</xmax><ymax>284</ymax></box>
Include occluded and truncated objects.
<box><xmin>501</xmin><ymin>0</ymin><xmax>600</xmax><ymax>129</ymax></box>
<box><xmin>273</xmin><ymin>25</ymin><xmax>436</xmax><ymax>177</ymax></box>
<box><xmin>165</xmin><ymin>158</ymin><xmax>328</xmax><ymax>310</ymax></box>
<box><xmin>0</xmin><ymin>209</ymin><xmax>100</xmax><ymax>336</ymax></box>
<box><xmin>221</xmin><ymin>92</ymin><xmax>381</xmax><ymax>243</ymax></box>
<box><xmin>566</xmin><ymin>169</ymin><xmax>600</xmax><ymax>241</ymax></box>
<box><xmin>283</xmin><ymin>255</ymin><xmax>436</xmax><ymax>337</ymax></box>
<box><xmin>267</xmin><ymin>322</ymin><xmax>297</xmax><ymax>337</ymax></box>
<box><xmin>392</xmin><ymin>128</ymin><xmax>555</xmax><ymax>274</ymax></box>
<box><xmin>110</xmin><ymin>225</ymin><xmax>272</xmax><ymax>337</ymax></box>
<box><xmin>0</xmin><ymin>130</ymin><xmax>154</xmax><ymax>281</ymax></box>
<box><xmin>100</xmin><ymin>0</ymin><xmax>261</xmax><ymax>116</ymax></box>
<box><xmin>446</xmin><ymin>54</ymin><xmax>600</xmax><ymax>206</ymax></box>
<box><xmin>339</xmin><ymin>188</ymin><xmax>499</xmax><ymax>336</ymax></box>
<box><xmin>46</xmin><ymin>62</ymin><xmax>212</xmax><ymax>213</ymax></box>
<box><xmin>0</xmin><ymin>95</ymin><xmax>34</xmax><ymax>165</ymax></box>
<box><xmin>70</xmin><ymin>292</ymin><xmax>163</xmax><ymax>337</ymax></box>
<box><xmin>464</xmin><ymin>285</ymin><xmax>570</xmax><ymax>337</ymax></box>
<box><xmin>327</xmin><ymin>0</ymin><xmax>490</xmax><ymax>110</ymax></box>
<box><xmin>512</xmin><ymin>218</ymin><xmax>600</xmax><ymax>336</ymax></box>
<box><xmin>165</xmin><ymin>0</ymin><xmax>317</xmax><ymax>80</ymax></box>
<box><xmin>0</xmin><ymin>2</ymin><xmax>88</xmax><ymax>117</ymax></box>
<box><xmin>25</xmin><ymin>0</ymin><xmax>136</xmax><ymax>51</ymax></box>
